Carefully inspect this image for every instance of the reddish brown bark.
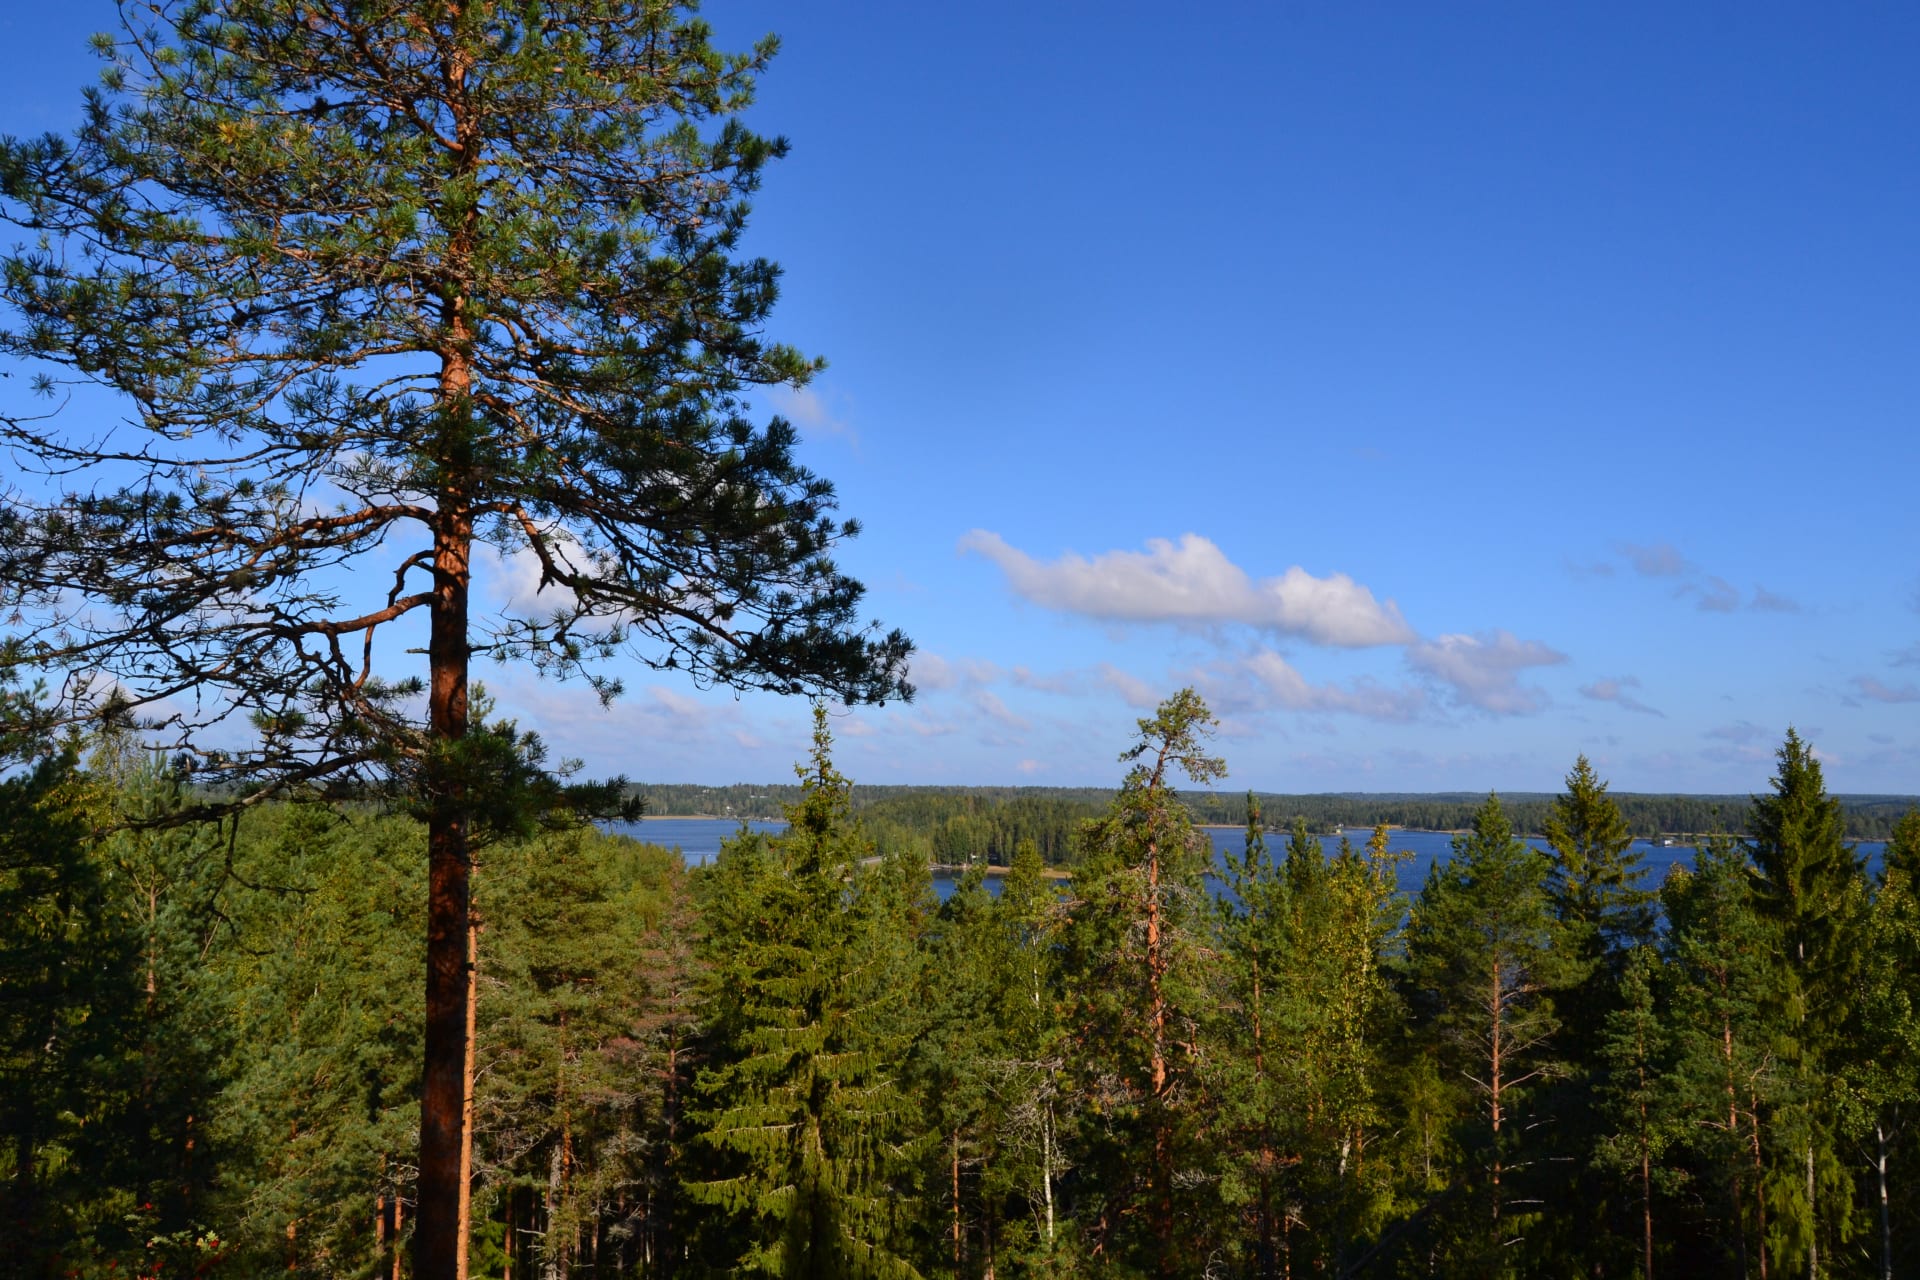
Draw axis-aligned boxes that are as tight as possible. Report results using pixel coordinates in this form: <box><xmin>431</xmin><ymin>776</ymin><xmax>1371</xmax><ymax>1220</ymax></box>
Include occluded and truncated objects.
<box><xmin>417</xmin><ymin>16</ymin><xmax>482</xmax><ymax>1275</ymax></box>
<box><xmin>416</xmin><ymin>500</ymin><xmax>473</xmax><ymax>1279</ymax></box>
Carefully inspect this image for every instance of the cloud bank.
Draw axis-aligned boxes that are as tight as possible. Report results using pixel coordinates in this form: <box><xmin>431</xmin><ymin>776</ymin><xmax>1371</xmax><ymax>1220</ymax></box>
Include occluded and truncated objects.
<box><xmin>1580</xmin><ymin>675</ymin><xmax>1664</xmax><ymax>717</ymax></box>
<box><xmin>960</xmin><ymin>530</ymin><xmax>1414</xmax><ymax>647</ymax></box>
<box><xmin>1406</xmin><ymin>631</ymin><xmax>1568</xmax><ymax>715</ymax></box>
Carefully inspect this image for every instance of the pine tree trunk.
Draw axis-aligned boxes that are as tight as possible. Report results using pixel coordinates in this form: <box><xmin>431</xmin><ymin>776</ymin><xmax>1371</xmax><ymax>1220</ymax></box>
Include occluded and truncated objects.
<box><xmin>418</xmin><ymin>31</ymin><xmax>481</xmax><ymax>1277</ymax></box>
<box><xmin>418</xmin><ymin>494</ymin><xmax>474</xmax><ymax>1280</ymax></box>
<box><xmin>457</xmin><ymin>917</ymin><xmax>479</xmax><ymax>1280</ymax></box>
<box><xmin>1144</xmin><ymin>834</ymin><xmax>1173</xmax><ymax>1271</ymax></box>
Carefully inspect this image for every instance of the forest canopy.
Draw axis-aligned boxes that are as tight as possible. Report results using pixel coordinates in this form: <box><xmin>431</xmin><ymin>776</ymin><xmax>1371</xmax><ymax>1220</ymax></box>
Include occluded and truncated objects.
<box><xmin>7</xmin><ymin>695</ymin><xmax>1920</xmax><ymax>1278</ymax></box>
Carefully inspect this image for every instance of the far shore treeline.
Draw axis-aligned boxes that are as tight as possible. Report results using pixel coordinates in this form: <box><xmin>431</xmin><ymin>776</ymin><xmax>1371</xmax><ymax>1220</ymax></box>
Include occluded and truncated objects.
<box><xmin>629</xmin><ymin>782</ymin><xmax>1917</xmax><ymax>864</ymax></box>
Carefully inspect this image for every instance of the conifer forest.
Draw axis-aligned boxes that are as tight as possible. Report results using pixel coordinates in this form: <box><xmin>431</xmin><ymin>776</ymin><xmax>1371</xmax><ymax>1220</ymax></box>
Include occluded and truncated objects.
<box><xmin>1</xmin><ymin>2</ymin><xmax>1916</xmax><ymax>1278</ymax></box>
<box><xmin>6</xmin><ymin>695</ymin><xmax>1920</xmax><ymax>1279</ymax></box>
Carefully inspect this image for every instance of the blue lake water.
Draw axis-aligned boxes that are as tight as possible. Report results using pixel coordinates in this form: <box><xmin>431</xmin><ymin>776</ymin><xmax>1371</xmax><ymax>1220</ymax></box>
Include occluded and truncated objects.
<box><xmin>604</xmin><ymin>817</ymin><xmax>1888</xmax><ymax>904</ymax></box>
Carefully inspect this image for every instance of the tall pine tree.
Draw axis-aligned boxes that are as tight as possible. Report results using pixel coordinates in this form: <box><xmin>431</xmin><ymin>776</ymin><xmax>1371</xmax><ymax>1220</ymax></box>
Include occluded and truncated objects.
<box><xmin>0</xmin><ymin>9</ymin><xmax>913</xmax><ymax>1271</ymax></box>
<box><xmin>1401</xmin><ymin>793</ymin><xmax>1566</xmax><ymax>1275</ymax></box>
<box><xmin>1060</xmin><ymin>689</ymin><xmax>1225</xmax><ymax>1275</ymax></box>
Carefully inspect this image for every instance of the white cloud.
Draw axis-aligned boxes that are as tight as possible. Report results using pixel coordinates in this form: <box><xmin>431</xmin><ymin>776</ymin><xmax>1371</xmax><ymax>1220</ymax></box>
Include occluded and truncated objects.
<box><xmin>1611</xmin><ymin>543</ymin><xmax>1805</xmax><ymax>617</ymax></box>
<box><xmin>967</xmin><ymin>688</ymin><xmax>1030</xmax><ymax>732</ymax></box>
<box><xmin>1579</xmin><ymin>675</ymin><xmax>1664</xmax><ymax>717</ymax></box>
<box><xmin>1236</xmin><ymin>651</ymin><xmax>1428</xmax><ymax>722</ymax></box>
<box><xmin>907</xmin><ymin>652</ymin><xmax>1001</xmax><ymax>691</ymax></box>
<box><xmin>648</xmin><ymin>685</ymin><xmax>708</xmax><ymax>719</ymax></box>
<box><xmin>1016</xmin><ymin>758</ymin><xmax>1045</xmax><ymax>776</ymax></box>
<box><xmin>1010</xmin><ymin>665</ymin><xmax>1082</xmax><ymax>695</ymax></box>
<box><xmin>766</xmin><ymin>384</ymin><xmax>856</xmax><ymax>442</ymax></box>
<box><xmin>1097</xmin><ymin>663</ymin><xmax>1162</xmax><ymax>709</ymax></box>
<box><xmin>1406</xmin><ymin>631</ymin><xmax>1567</xmax><ymax>715</ymax></box>
<box><xmin>959</xmin><ymin>530</ymin><xmax>1414</xmax><ymax>647</ymax></box>
<box><xmin>477</xmin><ymin>536</ymin><xmax>583</xmax><ymax>618</ymax></box>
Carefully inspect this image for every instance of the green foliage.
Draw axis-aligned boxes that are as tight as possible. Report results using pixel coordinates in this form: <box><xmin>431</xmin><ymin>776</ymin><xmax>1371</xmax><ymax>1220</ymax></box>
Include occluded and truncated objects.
<box><xmin>1057</xmin><ymin>689</ymin><xmax>1226</xmax><ymax>1274</ymax></box>
<box><xmin>689</xmin><ymin>709</ymin><xmax>928</xmax><ymax>1277</ymax></box>
<box><xmin>1743</xmin><ymin>729</ymin><xmax>1869</xmax><ymax>1276</ymax></box>
<box><xmin>1400</xmin><ymin>793</ymin><xmax>1567</xmax><ymax>1274</ymax></box>
<box><xmin>9</xmin><ymin>715</ymin><xmax>1920</xmax><ymax>1278</ymax></box>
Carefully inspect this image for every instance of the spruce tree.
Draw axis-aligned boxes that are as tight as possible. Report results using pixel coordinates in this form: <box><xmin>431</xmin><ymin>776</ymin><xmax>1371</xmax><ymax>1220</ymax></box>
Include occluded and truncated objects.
<box><xmin>1545</xmin><ymin>755</ymin><xmax>1656</xmax><ymax>1012</ymax></box>
<box><xmin>689</xmin><ymin>709</ymin><xmax>926</xmax><ymax>1278</ymax></box>
<box><xmin>1746</xmin><ymin>730</ymin><xmax>1867</xmax><ymax>1277</ymax></box>
<box><xmin>0</xmin><ymin>734</ymin><xmax>126</xmax><ymax>1266</ymax></box>
<box><xmin>0</xmin><ymin>7</ymin><xmax>912</xmax><ymax>1272</ymax></box>
<box><xmin>1540</xmin><ymin>754</ymin><xmax>1655</xmax><ymax>1270</ymax></box>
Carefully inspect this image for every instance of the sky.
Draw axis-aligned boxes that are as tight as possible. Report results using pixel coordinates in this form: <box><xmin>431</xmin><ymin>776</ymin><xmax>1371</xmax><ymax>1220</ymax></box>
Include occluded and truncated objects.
<box><xmin>2</xmin><ymin>3</ymin><xmax>1917</xmax><ymax>794</ymax></box>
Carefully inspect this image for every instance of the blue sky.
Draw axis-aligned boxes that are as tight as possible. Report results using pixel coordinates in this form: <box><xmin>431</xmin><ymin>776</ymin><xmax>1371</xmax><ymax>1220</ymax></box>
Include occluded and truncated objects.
<box><xmin>4</xmin><ymin>3</ymin><xmax>1917</xmax><ymax>794</ymax></box>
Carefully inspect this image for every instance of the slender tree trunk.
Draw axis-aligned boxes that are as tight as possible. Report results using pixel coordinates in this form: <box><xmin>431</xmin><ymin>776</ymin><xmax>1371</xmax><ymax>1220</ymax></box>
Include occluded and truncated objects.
<box><xmin>1722</xmin><ymin>1005</ymin><xmax>1750</xmax><ymax>1279</ymax></box>
<box><xmin>1878</xmin><ymin>1124</ymin><xmax>1891</xmax><ymax>1280</ymax></box>
<box><xmin>952</xmin><ymin>1127</ymin><xmax>963</xmax><ymax>1271</ymax></box>
<box><xmin>457</xmin><ymin>916</ymin><xmax>479</xmax><ymax>1280</ymax></box>
<box><xmin>503</xmin><ymin>1192</ymin><xmax>514</xmax><ymax>1280</ymax></box>
<box><xmin>1144</xmin><ymin>834</ymin><xmax>1174</xmax><ymax>1271</ymax></box>
<box><xmin>544</xmin><ymin>1143</ymin><xmax>566</xmax><ymax>1280</ymax></box>
<box><xmin>1042</xmin><ymin>1093</ymin><xmax>1056</xmax><ymax>1251</ymax></box>
<box><xmin>1489</xmin><ymin>959</ymin><xmax>1504</xmax><ymax>1237</ymax></box>
<box><xmin>1806</xmin><ymin>1143</ymin><xmax>1817</xmax><ymax>1280</ymax></box>
<box><xmin>394</xmin><ymin>1195</ymin><xmax>406</xmax><ymax>1280</ymax></box>
<box><xmin>1750</xmin><ymin>1102</ymin><xmax>1768</xmax><ymax>1280</ymax></box>
<box><xmin>1639</xmin><ymin>1048</ymin><xmax>1653</xmax><ymax>1280</ymax></box>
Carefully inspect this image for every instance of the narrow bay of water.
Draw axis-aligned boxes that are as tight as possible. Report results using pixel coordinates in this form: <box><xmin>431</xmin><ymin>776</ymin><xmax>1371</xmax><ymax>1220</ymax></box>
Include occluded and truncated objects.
<box><xmin>604</xmin><ymin>817</ymin><xmax>1889</xmax><ymax>904</ymax></box>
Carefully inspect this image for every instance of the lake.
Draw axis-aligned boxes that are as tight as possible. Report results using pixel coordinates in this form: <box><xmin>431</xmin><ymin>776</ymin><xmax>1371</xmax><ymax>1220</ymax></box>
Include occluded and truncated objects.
<box><xmin>603</xmin><ymin>817</ymin><xmax>1889</xmax><ymax>903</ymax></box>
